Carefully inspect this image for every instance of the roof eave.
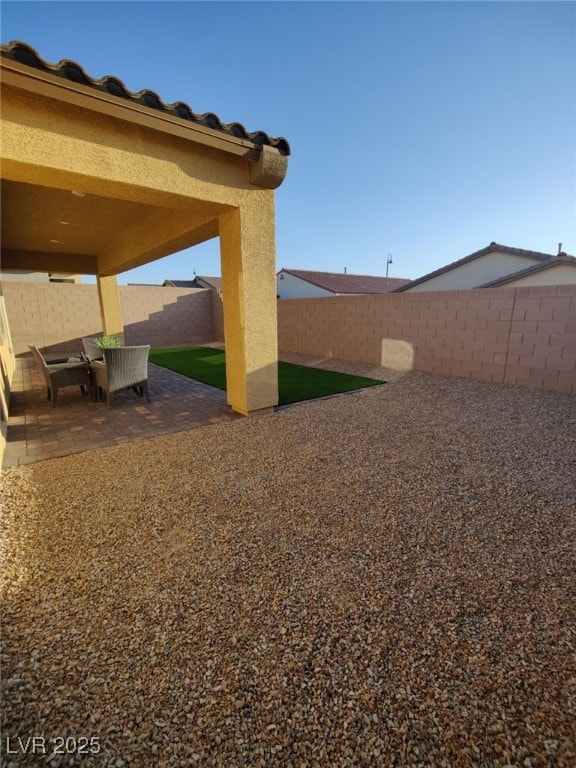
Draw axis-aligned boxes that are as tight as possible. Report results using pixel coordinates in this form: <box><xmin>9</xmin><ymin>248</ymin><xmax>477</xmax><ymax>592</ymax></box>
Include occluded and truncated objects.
<box><xmin>478</xmin><ymin>255</ymin><xmax>576</xmax><ymax>287</ymax></box>
<box><xmin>396</xmin><ymin>243</ymin><xmax>555</xmax><ymax>291</ymax></box>
<box><xmin>1</xmin><ymin>57</ymin><xmax>288</xmax><ymax>187</ymax></box>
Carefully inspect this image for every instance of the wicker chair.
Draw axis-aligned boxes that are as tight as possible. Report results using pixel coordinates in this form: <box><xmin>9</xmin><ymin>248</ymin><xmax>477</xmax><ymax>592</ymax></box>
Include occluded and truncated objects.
<box><xmin>80</xmin><ymin>337</ymin><xmax>104</xmax><ymax>362</ymax></box>
<box><xmin>43</xmin><ymin>352</ymin><xmax>84</xmax><ymax>364</ymax></box>
<box><xmin>91</xmin><ymin>345</ymin><xmax>151</xmax><ymax>408</ymax></box>
<box><xmin>29</xmin><ymin>345</ymin><xmax>91</xmax><ymax>406</ymax></box>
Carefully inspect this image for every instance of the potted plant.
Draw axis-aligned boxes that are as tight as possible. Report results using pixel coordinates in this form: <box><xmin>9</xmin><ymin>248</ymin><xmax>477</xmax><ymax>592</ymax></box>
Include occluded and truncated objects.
<box><xmin>92</xmin><ymin>335</ymin><xmax>122</xmax><ymax>350</ymax></box>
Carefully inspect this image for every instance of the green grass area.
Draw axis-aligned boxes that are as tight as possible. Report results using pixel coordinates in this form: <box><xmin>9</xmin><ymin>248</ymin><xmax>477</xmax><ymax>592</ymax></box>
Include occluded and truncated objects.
<box><xmin>149</xmin><ymin>346</ymin><xmax>384</xmax><ymax>406</ymax></box>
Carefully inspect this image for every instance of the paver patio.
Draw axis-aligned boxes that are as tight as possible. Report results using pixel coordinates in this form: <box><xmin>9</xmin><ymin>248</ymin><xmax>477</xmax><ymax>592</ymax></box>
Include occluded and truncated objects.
<box><xmin>2</xmin><ymin>353</ymin><xmax>241</xmax><ymax>468</ymax></box>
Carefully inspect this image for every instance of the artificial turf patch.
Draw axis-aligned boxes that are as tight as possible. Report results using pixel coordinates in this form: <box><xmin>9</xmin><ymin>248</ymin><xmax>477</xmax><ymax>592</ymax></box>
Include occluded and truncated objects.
<box><xmin>149</xmin><ymin>346</ymin><xmax>384</xmax><ymax>406</ymax></box>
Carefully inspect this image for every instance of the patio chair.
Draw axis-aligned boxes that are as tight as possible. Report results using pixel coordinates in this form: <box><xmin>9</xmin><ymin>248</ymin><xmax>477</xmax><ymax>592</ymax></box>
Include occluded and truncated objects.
<box><xmin>91</xmin><ymin>345</ymin><xmax>151</xmax><ymax>408</ymax></box>
<box><xmin>29</xmin><ymin>345</ymin><xmax>91</xmax><ymax>406</ymax></box>
<box><xmin>43</xmin><ymin>352</ymin><xmax>84</xmax><ymax>364</ymax></box>
<box><xmin>81</xmin><ymin>336</ymin><xmax>104</xmax><ymax>362</ymax></box>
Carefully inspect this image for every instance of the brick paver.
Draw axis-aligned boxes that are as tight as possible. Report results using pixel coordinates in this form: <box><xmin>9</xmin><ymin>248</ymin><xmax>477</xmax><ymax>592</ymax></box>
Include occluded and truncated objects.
<box><xmin>2</xmin><ymin>354</ymin><xmax>240</xmax><ymax>468</ymax></box>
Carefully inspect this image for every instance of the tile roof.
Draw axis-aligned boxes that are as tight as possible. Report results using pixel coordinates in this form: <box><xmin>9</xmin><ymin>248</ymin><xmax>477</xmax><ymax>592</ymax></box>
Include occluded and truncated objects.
<box><xmin>477</xmin><ymin>253</ymin><xmax>576</xmax><ymax>287</ymax></box>
<box><xmin>163</xmin><ymin>276</ymin><xmax>222</xmax><ymax>292</ymax></box>
<box><xmin>163</xmin><ymin>280</ymin><xmax>199</xmax><ymax>289</ymax></box>
<box><xmin>0</xmin><ymin>40</ymin><xmax>290</xmax><ymax>156</ymax></box>
<box><xmin>395</xmin><ymin>242</ymin><xmax>560</xmax><ymax>292</ymax></box>
<box><xmin>279</xmin><ymin>269</ymin><xmax>411</xmax><ymax>294</ymax></box>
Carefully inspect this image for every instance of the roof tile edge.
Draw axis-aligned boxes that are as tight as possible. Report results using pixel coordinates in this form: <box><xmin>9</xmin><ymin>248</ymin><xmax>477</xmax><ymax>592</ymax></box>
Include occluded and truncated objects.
<box><xmin>0</xmin><ymin>40</ymin><xmax>290</xmax><ymax>156</ymax></box>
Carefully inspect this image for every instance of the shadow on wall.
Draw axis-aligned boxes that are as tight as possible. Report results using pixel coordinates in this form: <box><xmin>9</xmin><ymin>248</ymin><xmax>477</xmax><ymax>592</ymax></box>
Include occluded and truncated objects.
<box><xmin>2</xmin><ymin>283</ymin><xmax>224</xmax><ymax>357</ymax></box>
<box><xmin>381</xmin><ymin>339</ymin><xmax>414</xmax><ymax>371</ymax></box>
<box><xmin>31</xmin><ymin>340</ymin><xmax>85</xmax><ymax>358</ymax></box>
<box><xmin>21</xmin><ymin>291</ymin><xmax>219</xmax><ymax>358</ymax></box>
<box><xmin>122</xmin><ymin>290</ymin><xmax>215</xmax><ymax>348</ymax></box>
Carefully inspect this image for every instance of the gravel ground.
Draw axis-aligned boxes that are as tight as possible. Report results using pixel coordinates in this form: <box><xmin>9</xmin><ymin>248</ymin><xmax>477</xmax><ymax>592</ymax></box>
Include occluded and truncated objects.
<box><xmin>1</xmin><ymin>372</ymin><xmax>575</xmax><ymax>768</ymax></box>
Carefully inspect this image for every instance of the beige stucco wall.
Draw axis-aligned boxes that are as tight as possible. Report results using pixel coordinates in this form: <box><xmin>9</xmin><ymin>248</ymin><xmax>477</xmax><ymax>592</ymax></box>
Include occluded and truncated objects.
<box><xmin>0</xmin><ymin>271</ymin><xmax>83</xmax><ymax>283</ymax></box>
<box><xmin>2</xmin><ymin>85</ymin><xmax>252</xmax><ymax>200</ymax></box>
<box><xmin>1</xmin><ymin>282</ymin><xmax>218</xmax><ymax>356</ymax></box>
<box><xmin>494</xmin><ymin>265</ymin><xmax>576</xmax><ymax>287</ymax></box>
<box><xmin>405</xmin><ymin>251</ymin><xmax>547</xmax><ymax>292</ymax></box>
<box><xmin>278</xmin><ymin>285</ymin><xmax>576</xmax><ymax>394</ymax></box>
<box><xmin>0</xmin><ymin>271</ymin><xmax>51</xmax><ymax>283</ymax></box>
<box><xmin>219</xmin><ymin>196</ymin><xmax>279</xmax><ymax>414</ymax></box>
<box><xmin>277</xmin><ymin>271</ymin><xmax>334</xmax><ymax>299</ymax></box>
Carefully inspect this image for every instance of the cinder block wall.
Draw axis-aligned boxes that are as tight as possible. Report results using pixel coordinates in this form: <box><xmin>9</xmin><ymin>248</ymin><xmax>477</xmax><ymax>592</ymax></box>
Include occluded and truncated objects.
<box><xmin>121</xmin><ymin>286</ymin><xmax>214</xmax><ymax>348</ymax></box>
<box><xmin>211</xmin><ymin>291</ymin><xmax>225</xmax><ymax>342</ymax></box>
<box><xmin>2</xmin><ymin>282</ymin><xmax>218</xmax><ymax>355</ymax></box>
<box><xmin>3</xmin><ymin>283</ymin><xmax>101</xmax><ymax>355</ymax></box>
<box><xmin>4</xmin><ymin>281</ymin><xmax>574</xmax><ymax>394</ymax></box>
<box><xmin>278</xmin><ymin>285</ymin><xmax>576</xmax><ymax>394</ymax></box>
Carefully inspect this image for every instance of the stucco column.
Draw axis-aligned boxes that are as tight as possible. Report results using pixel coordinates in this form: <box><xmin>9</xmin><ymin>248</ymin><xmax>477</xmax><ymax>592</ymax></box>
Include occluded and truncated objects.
<box><xmin>96</xmin><ymin>275</ymin><xmax>124</xmax><ymax>342</ymax></box>
<box><xmin>219</xmin><ymin>194</ymin><xmax>278</xmax><ymax>415</ymax></box>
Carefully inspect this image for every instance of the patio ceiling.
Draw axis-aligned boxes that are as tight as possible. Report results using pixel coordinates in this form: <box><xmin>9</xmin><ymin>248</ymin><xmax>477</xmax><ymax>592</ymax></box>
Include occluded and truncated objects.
<box><xmin>2</xmin><ymin>179</ymin><xmax>157</xmax><ymax>272</ymax></box>
<box><xmin>1</xmin><ymin>178</ymin><xmax>225</xmax><ymax>276</ymax></box>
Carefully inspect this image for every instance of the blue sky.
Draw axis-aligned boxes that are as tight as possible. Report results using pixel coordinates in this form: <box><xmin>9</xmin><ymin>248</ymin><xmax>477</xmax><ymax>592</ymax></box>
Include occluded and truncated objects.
<box><xmin>2</xmin><ymin>1</ymin><xmax>575</xmax><ymax>284</ymax></box>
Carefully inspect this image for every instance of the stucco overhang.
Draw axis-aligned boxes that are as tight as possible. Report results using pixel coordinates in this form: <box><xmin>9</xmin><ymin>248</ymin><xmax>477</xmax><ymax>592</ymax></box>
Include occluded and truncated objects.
<box><xmin>1</xmin><ymin>57</ymin><xmax>246</xmax><ymax>156</ymax></box>
<box><xmin>0</xmin><ymin>41</ymin><xmax>290</xmax><ymax>276</ymax></box>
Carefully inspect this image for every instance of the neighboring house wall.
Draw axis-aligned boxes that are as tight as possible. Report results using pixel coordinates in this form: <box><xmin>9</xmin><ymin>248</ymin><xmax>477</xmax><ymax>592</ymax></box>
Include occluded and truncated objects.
<box><xmin>0</xmin><ymin>271</ymin><xmax>83</xmax><ymax>283</ymax></box>
<box><xmin>0</xmin><ymin>271</ymin><xmax>52</xmax><ymax>283</ymax></box>
<box><xmin>2</xmin><ymin>282</ymin><xmax>218</xmax><ymax>355</ymax></box>
<box><xmin>491</xmin><ymin>264</ymin><xmax>576</xmax><ymax>288</ymax></box>
<box><xmin>278</xmin><ymin>285</ymin><xmax>576</xmax><ymax>394</ymax></box>
<box><xmin>404</xmin><ymin>251</ymin><xmax>544</xmax><ymax>292</ymax></box>
<box><xmin>277</xmin><ymin>272</ymin><xmax>334</xmax><ymax>299</ymax></box>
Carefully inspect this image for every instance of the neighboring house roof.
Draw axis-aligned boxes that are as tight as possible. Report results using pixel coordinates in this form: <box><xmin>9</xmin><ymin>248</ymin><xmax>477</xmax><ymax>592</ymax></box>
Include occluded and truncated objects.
<box><xmin>196</xmin><ymin>276</ymin><xmax>222</xmax><ymax>292</ymax></box>
<box><xmin>163</xmin><ymin>280</ymin><xmax>198</xmax><ymax>288</ymax></box>
<box><xmin>478</xmin><ymin>253</ymin><xmax>576</xmax><ymax>287</ymax></box>
<box><xmin>0</xmin><ymin>40</ymin><xmax>290</xmax><ymax>156</ymax></box>
<box><xmin>163</xmin><ymin>276</ymin><xmax>222</xmax><ymax>292</ymax></box>
<box><xmin>279</xmin><ymin>269</ymin><xmax>411</xmax><ymax>294</ymax></box>
<box><xmin>395</xmin><ymin>242</ymin><xmax>564</xmax><ymax>292</ymax></box>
